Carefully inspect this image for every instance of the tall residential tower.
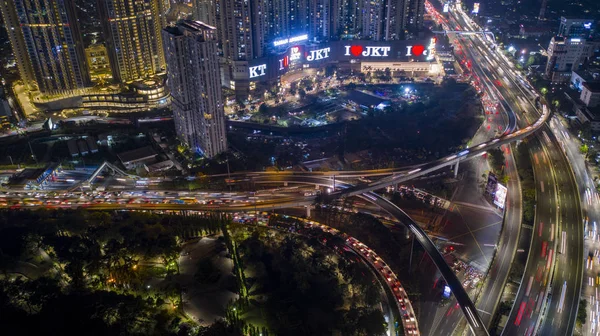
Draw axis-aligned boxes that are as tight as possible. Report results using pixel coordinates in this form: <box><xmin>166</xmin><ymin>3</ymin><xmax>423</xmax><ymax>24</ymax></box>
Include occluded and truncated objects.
<box><xmin>0</xmin><ymin>0</ymin><xmax>90</xmax><ymax>93</ymax></box>
<box><xmin>99</xmin><ymin>0</ymin><xmax>166</xmax><ymax>83</ymax></box>
<box><xmin>162</xmin><ymin>20</ymin><xmax>227</xmax><ymax>158</ymax></box>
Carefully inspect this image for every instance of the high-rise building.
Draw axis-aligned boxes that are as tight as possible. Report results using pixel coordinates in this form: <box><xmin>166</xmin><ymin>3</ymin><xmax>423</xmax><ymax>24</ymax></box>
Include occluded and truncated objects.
<box><xmin>404</xmin><ymin>0</ymin><xmax>425</xmax><ymax>34</ymax></box>
<box><xmin>0</xmin><ymin>0</ymin><xmax>90</xmax><ymax>93</ymax></box>
<box><xmin>217</xmin><ymin>0</ymin><xmax>256</xmax><ymax>61</ymax></box>
<box><xmin>538</xmin><ymin>0</ymin><xmax>547</xmax><ymax>21</ymax></box>
<box><xmin>558</xmin><ymin>17</ymin><xmax>595</xmax><ymax>39</ymax></box>
<box><xmin>329</xmin><ymin>0</ymin><xmax>422</xmax><ymax>41</ymax></box>
<box><xmin>331</xmin><ymin>0</ymin><xmax>364</xmax><ymax>39</ymax></box>
<box><xmin>265</xmin><ymin>0</ymin><xmax>308</xmax><ymax>41</ymax></box>
<box><xmin>363</xmin><ymin>0</ymin><xmax>385</xmax><ymax>40</ymax></box>
<box><xmin>193</xmin><ymin>0</ymin><xmax>217</xmax><ymax>27</ymax></box>
<box><xmin>308</xmin><ymin>0</ymin><xmax>330</xmax><ymax>41</ymax></box>
<box><xmin>99</xmin><ymin>0</ymin><xmax>166</xmax><ymax>83</ymax></box>
<box><xmin>545</xmin><ymin>36</ymin><xmax>597</xmax><ymax>83</ymax></box>
<box><xmin>162</xmin><ymin>20</ymin><xmax>227</xmax><ymax>158</ymax></box>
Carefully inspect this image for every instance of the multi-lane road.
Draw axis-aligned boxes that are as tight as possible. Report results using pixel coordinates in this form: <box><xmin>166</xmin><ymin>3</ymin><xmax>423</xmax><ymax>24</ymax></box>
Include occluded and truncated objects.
<box><xmin>444</xmin><ymin>5</ymin><xmax>584</xmax><ymax>336</ymax></box>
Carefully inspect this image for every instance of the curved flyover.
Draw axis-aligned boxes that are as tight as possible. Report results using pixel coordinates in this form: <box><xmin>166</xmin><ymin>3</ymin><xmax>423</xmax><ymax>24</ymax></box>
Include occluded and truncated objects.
<box><xmin>251</xmin><ymin>174</ymin><xmax>490</xmax><ymax>336</ymax></box>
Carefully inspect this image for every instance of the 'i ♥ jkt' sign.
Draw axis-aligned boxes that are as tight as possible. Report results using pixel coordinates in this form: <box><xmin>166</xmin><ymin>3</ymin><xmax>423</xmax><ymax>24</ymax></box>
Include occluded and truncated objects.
<box><xmin>344</xmin><ymin>45</ymin><xmax>391</xmax><ymax>57</ymax></box>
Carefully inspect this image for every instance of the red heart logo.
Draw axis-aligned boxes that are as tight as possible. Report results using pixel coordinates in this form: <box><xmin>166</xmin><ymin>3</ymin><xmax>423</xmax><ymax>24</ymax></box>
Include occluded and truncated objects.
<box><xmin>412</xmin><ymin>45</ymin><xmax>425</xmax><ymax>56</ymax></box>
<box><xmin>350</xmin><ymin>45</ymin><xmax>363</xmax><ymax>57</ymax></box>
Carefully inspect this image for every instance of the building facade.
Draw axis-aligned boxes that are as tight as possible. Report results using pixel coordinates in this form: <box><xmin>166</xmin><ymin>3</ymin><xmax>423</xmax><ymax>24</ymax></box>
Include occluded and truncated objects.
<box><xmin>558</xmin><ymin>16</ymin><xmax>595</xmax><ymax>39</ymax></box>
<box><xmin>545</xmin><ymin>37</ymin><xmax>597</xmax><ymax>83</ymax></box>
<box><xmin>163</xmin><ymin>21</ymin><xmax>227</xmax><ymax>158</ymax></box>
<box><xmin>581</xmin><ymin>82</ymin><xmax>600</xmax><ymax>108</ymax></box>
<box><xmin>0</xmin><ymin>0</ymin><xmax>90</xmax><ymax>93</ymax></box>
<box><xmin>99</xmin><ymin>0</ymin><xmax>166</xmax><ymax>83</ymax></box>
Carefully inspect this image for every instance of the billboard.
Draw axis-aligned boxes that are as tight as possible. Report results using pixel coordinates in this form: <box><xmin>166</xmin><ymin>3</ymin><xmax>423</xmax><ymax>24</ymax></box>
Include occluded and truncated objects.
<box><xmin>443</xmin><ymin>285</ymin><xmax>452</xmax><ymax>298</ymax></box>
<box><xmin>494</xmin><ymin>183</ymin><xmax>507</xmax><ymax>209</ymax></box>
<box><xmin>443</xmin><ymin>3</ymin><xmax>449</xmax><ymax>12</ymax></box>
<box><xmin>486</xmin><ymin>172</ymin><xmax>498</xmax><ymax>195</ymax></box>
<box><xmin>273</xmin><ymin>34</ymin><xmax>308</xmax><ymax>47</ymax></box>
<box><xmin>472</xmin><ymin>3</ymin><xmax>479</xmax><ymax>13</ymax></box>
<box><xmin>247</xmin><ymin>40</ymin><xmax>438</xmax><ymax>82</ymax></box>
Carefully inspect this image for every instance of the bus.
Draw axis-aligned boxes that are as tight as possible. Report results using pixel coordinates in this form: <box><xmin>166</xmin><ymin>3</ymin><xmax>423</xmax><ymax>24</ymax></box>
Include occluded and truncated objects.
<box><xmin>541</xmin><ymin>241</ymin><xmax>548</xmax><ymax>258</ymax></box>
<box><xmin>525</xmin><ymin>276</ymin><xmax>534</xmax><ymax>297</ymax></box>
<box><xmin>515</xmin><ymin>301</ymin><xmax>527</xmax><ymax>326</ymax></box>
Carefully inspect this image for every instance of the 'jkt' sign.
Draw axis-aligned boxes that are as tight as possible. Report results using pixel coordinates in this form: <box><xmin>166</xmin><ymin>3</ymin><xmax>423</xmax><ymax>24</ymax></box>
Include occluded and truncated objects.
<box><xmin>344</xmin><ymin>45</ymin><xmax>391</xmax><ymax>57</ymax></box>
<box><xmin>306</xmin><ymin>47</ymin><xmax>331</xmax><ymax>61</ymax></box>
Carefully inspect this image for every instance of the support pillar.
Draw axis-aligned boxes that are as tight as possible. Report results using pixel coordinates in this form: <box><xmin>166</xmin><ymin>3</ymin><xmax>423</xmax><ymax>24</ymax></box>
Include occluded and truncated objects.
<box><xmin>284</xmin><ymin>182</ymin><xmax>288</xmax><ymax>187</ymax></box>
<box><xmin>306</xmin><ymin>206</ymin><xmax>311</xmax><ymax>218</ymax></box>
<box><xmin>454</xmin><ymin>159</ymin><xmax>460</xmax><ymax>179</ymax></box>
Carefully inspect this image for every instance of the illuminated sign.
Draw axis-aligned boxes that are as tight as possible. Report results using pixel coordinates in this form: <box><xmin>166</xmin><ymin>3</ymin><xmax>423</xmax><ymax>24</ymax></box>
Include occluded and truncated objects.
<box><xmin>273</xmin><ymin>34</ymin><xmax>308</xmax><ymax>47</ymax></box>
<box><xmin>344</xmin><ymin>45</ymin><xmax>391</xmax><ymax>57</ymax></box>
<box><xmin>494</xmin><ymin>183</ymin><xmax>507</xmax><ymax>209</ymax></box>
<box><xmin>290</xmin><ymin>46</ymin><xmax>301</xmax><ymax>61</ymax></box>
<box><xmin>249</xmin><ymin>64</ymin><xmax>267</xmax><ymax>78</ymax></box>
<box><xmin>443</xmin><ymin>3</ymin><xmax>449</xmax><ymax>12</ymax></box>
<box><xmin>306</xmin><ymin>47</ymin><xmax>330</xmax><ymax>61</ymax></box>
<box><xmin>443</xmin><ymin>285</ymin><xmax>452</xmax><ymax>298</ymax></box>
<box><xmin>278</xmin><ymin>56</ymin><xmax>289</xmax><ymax>70</ymax></box>
<box><xmin>472</xmin><ymin>2</ymin><xmax>479</xmax><ymax>13</ymax></box>
<box><xmin>405</xmin><ymin>45</ymin><xmax>429</xmax><ymax>56</ymax></box>
<box><xmin>427</xmin><ymin>38</ymin><xmax>436</xmax><ymax>60</ymax></box>
<box><xmin>584</xmin><ymin>22</ymin><xmax>592</xmax><ymax>29</ymax></box>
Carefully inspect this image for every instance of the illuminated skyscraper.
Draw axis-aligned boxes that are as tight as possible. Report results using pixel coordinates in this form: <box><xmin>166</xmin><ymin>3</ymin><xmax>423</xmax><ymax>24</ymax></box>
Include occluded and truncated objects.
<box><xmin>99</xmin><ymin>0</ymin><xmax>166</xmax><ymax>83</ymax></box>
<box><xmin>162</xmin><ymin>20</ymin><xmax>227</xmax><ymax>158</ymax></box>
<box><xmin>0</xmin><ymin>0</ymin><xmax>90</xmax><ymax>92</ymax></box>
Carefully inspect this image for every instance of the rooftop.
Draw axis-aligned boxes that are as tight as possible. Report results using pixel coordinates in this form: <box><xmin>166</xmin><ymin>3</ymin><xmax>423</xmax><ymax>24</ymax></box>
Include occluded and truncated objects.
<box><xmin>347</xmin><ymin>90</ymin><xmax>389</xmax><ymax>107</ymax></box>
<box><xmin>118</xmin><ymin>146</ymin><xmax>158</xmax><ymax>164</ymax></box>
<box><xmin>583</xmin><ymin>82</ymin><xmax>600</xmax><ymax>92</ymax></box>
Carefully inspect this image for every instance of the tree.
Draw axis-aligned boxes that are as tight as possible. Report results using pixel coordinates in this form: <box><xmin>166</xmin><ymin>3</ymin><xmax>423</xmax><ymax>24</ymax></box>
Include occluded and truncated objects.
<box><xmin>580</xmin><ymin>144</ymin><xmax>589</xmax><ymax>155</ymax></box>
<box><xmin>298</xmin><ymin>88</ymin><xmax>306</xmax><ymax>99</ymax></box>
<box><xmin>258</xmin><ymin>103</ymin><xmax>268</xmax><ymax>115</ymax></box>
<box><xmin>487</xmin><ymin>148</ymin><xmax>505</xmax><ymax>172</ymax></box>
<box><xmin>578</xmin><ymin>299</ymin><xmax>588</xmax><ymax>325</ymax></box>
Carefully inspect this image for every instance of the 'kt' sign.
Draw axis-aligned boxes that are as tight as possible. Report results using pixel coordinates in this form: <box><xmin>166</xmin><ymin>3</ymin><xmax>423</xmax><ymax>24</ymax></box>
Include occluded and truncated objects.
<box><xmin>249</xmin><ymin>64</ymin><xmax>267</xmax><ymax>78</ymax></box>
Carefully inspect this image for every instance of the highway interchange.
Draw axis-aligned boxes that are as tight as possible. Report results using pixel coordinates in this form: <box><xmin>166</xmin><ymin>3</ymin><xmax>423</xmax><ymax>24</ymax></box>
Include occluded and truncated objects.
<box><xmin>441</xmin><ymin>2</ymin><xmax>584</xmax><ymax>335</ymax></box>
<box><xmin>0</xmin><ymin>4</ymin><xmax>591</xmax><ymax>336</ymax></box>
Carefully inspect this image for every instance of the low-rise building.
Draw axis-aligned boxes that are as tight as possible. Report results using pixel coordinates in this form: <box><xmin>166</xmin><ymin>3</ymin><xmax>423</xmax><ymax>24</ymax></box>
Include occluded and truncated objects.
<box><xmin>77</xmin><ymin>140</ymin><xmax>89</xmax><ymax>156</ymax></box>
<box><xmin>118</xmin><ymin>146</ymin><xmax>158</xmax><ymax>170</ymax></box>
<box><xmin>10</xmin><ymin>163</ymin><xmax>61</xmax><ymax>189</ymax></box>
<box><xmin>581</xmin><ymin>82</ymin><xmax>600</xmax><ymax>107</ymax></box>
<box><xmin>67</xmin><ymin>139</ymin><xmax>79</xmax><ymax>157</ymax></box>
<box><xmin>85</xmin><ymin>136</ymin><xmax>99</xmax><ymax>153</ymax></box>
<box><xmin>519</xmin><ymin>25</ymin><xmax>550</xmax><ymax>38</ymax></box>
<box><xmin>571</xmin><ymin>69</ymin><xmax>600</xmax><ymax>91</ymax></box>
<box><xmin>574</xmin><ymin>105</ymin><xmax>600</xmax><ymax>131</ymax></box>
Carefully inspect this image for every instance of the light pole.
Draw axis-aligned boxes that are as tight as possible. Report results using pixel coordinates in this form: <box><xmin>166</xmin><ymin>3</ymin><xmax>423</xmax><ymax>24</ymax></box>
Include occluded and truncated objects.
<box><xmin>7</xmin><ymin>155</ymin><xmax>13</xmax><ymax>165</ymax></box>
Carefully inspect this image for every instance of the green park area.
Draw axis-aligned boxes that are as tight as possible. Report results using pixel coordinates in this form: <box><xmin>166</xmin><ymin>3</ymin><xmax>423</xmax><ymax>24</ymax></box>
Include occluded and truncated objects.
<box><xmin>0</xmin><ymin>209</ymin><xmax>390</xmax><ymax>335</ymax></box>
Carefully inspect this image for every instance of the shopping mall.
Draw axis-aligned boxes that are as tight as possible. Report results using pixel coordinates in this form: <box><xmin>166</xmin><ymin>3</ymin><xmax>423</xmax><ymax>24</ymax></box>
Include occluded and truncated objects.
<box><xmin>223</xmin><ymin>36</ymin><xmax>441</xmax><ymax>95</ymax></box>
